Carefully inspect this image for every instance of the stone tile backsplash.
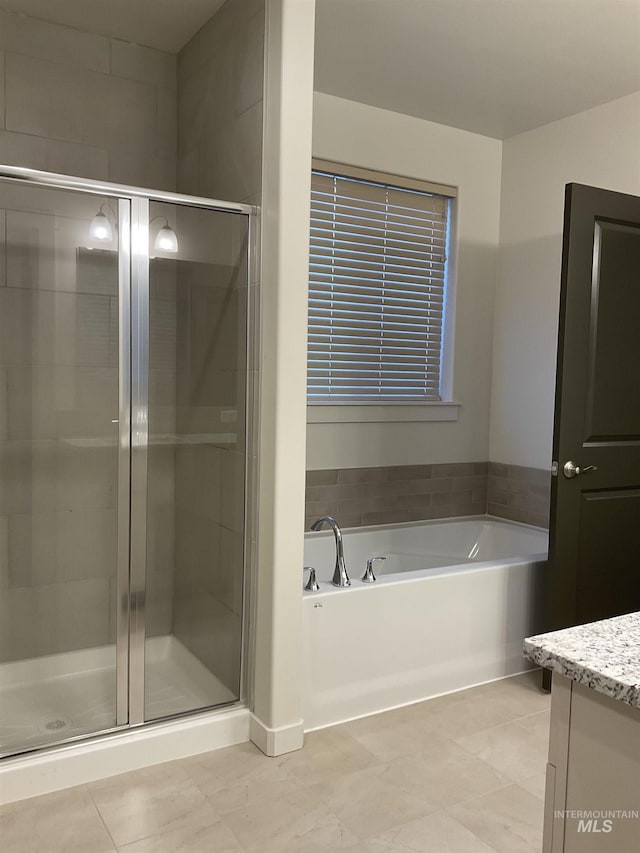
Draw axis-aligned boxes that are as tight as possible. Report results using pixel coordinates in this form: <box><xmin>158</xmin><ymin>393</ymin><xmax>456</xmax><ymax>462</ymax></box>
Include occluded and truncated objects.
<box><xmin>305</xmin><ymin>461</ymin><xmax>551</xmax><ymax>530</ymax></box>
<box><xmin>487</xmin><ymin>461</ymin><xmax>552</xmax><ymax>529</ymax></box>
<box><xmin>305</xmin><ymin>462</ymin><xmax>488</xmax><ymax>531</ymax></box>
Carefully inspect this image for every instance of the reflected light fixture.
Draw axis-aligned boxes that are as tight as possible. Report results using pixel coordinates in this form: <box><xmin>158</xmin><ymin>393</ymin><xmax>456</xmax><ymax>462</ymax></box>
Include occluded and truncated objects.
<box><xmin>89</xmin><ymin>204</ymin><xmax>113</xmax><ymax>241</ymax></box>
<box><xmin>152</xmin><ymin>217</ymin><xmax>179</xmax><ymax>253</ymax></box>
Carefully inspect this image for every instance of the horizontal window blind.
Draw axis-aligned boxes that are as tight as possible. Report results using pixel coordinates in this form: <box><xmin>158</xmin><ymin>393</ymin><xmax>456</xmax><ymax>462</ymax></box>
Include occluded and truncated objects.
<box><xmin>308</xmin><ymin>165</ymin><xmax>451</xmax><ymax>403</ymax></box>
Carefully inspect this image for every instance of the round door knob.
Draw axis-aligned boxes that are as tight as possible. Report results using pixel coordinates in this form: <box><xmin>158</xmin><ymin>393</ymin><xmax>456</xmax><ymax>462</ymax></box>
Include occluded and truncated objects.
<box><xmin>563</xmin><ymin>461</ymin><xmax>598</xmax><ymax>479</ymax></box>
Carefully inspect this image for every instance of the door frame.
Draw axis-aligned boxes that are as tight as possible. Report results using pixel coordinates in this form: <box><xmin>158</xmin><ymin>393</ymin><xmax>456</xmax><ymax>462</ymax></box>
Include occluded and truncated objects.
<box><xmin>116</xmin><ymin>196</ymin><xmax>132</xmax><ymax>726</ymax></box>
<box><xmin>128</xmin><ymin>195</ymin><xmax>149</xmax><ymax>727</ymax></box>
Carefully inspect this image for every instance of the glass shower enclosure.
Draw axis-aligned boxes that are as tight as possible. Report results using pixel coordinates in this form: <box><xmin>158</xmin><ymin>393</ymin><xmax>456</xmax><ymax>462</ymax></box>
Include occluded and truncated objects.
<box><xmin>0</xmin><ymin>166</ymin><xmax>252</xmax><ymax>757</ymax></box>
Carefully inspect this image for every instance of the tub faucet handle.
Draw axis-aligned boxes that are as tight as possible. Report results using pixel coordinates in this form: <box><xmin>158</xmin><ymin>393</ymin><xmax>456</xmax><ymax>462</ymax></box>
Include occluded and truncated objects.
<box><xmin>303</xmin><ymin>566</ymin><xmax>320</xmax><ymax>591</ymax></box>
<box><xmin>362</xmin><ymin>556</ymin><xmax>386</xmax><ymax>583</ymax></box>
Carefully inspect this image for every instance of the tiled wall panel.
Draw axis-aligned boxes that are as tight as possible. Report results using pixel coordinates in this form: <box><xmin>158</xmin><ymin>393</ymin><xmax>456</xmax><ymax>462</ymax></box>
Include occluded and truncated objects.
<box><xmin>174</xmin><ymin>0</ymin><xmax>264</xmax><ymax>691</ymax></box>
<box><xmin>306</xmin><ymin>461</ymin><xmax>551</xmax><ymax>530</ymax></box>
<box><xmin>177</xmin><ymin>0</ymin><xmax>264</xmax><ymax>205</ymax></box>
<box><xmin>0</xmin><ymin>9</ymin><xmax>178</xmax><ymax>661</ymax></box>
<box><xmin>0</xmin><ymin>225</ymin><xmax>123</xmax><ymax>661</ymax></box>
<box><xmin>172</xmin><ymin>259</ymin><xmax>247</xmax><ymax>693</ymax></box>
<box><xmin>305</xmin><ymin>462</ymin><xmax>488</xmax><ymax>530</ymax></box>
<box><xmin>0</xmin><ymin>8</ymin><xmax>177</xmax><ymax>191</ymax></box>
<box><xmin>487</xmin><ymin>462</ymin><xmax>552</xmax><ymax>528</ymax></box>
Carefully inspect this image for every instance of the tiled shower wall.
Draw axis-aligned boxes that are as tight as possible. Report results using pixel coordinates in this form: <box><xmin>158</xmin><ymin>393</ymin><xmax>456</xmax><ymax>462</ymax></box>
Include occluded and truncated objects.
<box><xmin>171</xmin><ymin>233</ymin><xmax>248</xmax><ymax>694</ymax></box>
<box><xmin>146</xmin><ymin>258</ymin><xmax>179</xmax><ymax>642</ymax></box>
<box><xmin>0</xmin><ymin>2</ymin><xmax>264</xmax><ymax>670</ymax></box>
<box><xmin>175</xmin><ymin>0</ymin><xmax>264</xmax><ymax>691</ymax></box>
<box><xmin>0</xmin><ymin>9</ymin><xmax>178</xmax><ymax>662</ymax></box>
<box><xmin>0</xmin><ymin>198</ymin><xmax>179</xmax><ymax>664</ymax></box>
<box><xmin>0</xmin><ymin>196</ymin><xmax>121</xmax><ymax>662</ymax></box>
<box><xmin>305</xmin><ymin>462</ymin><xmax>551</xmax><ymax>531</ymax></box>
<box><xmin>177</xmin><ymin>0</ymin><xmax>264</xmax><ymax>205</ymax></box>
<box><xmin>487</xmin><ymin>462</ymin><xmax>552</xmax><ymax>529</ymax></box>
<box><xmin>0</xmin><ymin>8</ymin><xmax>177</xmax><ymax>190</ymax></box>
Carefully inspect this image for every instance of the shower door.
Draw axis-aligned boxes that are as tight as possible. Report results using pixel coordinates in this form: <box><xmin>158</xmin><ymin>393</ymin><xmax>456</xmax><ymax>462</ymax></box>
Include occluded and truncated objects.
<box><xmin>140</xmin><ymin>199</ymin><xmax>250</xmax><ymax>724</ymax></box>
<box><xmin>0</xmin><ymin>178</ymin><xmax>129</xmax><ymax>755</ymax></box>
<box><xmin>0</xmin><ymin>169</ymin><xmax>251</xmax><ymax>757</ymax></box>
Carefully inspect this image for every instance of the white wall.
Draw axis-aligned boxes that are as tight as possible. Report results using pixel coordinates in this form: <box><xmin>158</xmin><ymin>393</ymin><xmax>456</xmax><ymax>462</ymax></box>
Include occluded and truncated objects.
<box><xmin>490</xmin><ymin>92</ymin><xmax>640</xmax><ymax>469</ymax></box>
<box><xmin>309</xmin><ymin>93</ymin><xmax>503</xmax><ymax>470</ymax></box>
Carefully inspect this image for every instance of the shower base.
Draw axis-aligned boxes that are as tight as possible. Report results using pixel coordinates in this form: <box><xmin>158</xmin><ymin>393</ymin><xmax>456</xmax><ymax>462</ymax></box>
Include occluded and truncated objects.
<box><xmin>0</xmin><ymin>635</ymin><xmax>236</xmax><ymax>758</ymax></box>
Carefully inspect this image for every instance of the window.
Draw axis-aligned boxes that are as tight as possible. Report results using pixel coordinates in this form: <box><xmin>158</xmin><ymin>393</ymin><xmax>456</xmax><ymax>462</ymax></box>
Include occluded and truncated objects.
<box><xmin>307</xmin><ymin>160</ymin><xmax>455</xmax><ymax>405</ymax></box>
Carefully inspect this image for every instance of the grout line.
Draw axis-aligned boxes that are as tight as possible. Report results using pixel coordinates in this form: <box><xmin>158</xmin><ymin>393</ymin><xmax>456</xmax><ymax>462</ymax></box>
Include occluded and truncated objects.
<box><xmin>86</xmin><ymin>785</ymin><xmax>120</xmax><ymax>852</ymax></box>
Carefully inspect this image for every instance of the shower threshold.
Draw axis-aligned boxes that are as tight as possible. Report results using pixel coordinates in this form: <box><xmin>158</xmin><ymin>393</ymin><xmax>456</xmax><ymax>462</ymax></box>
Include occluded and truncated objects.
<box><xmin>0</xmin><ymin>636</ymin><xmax>236</xmax><ymax>758</ymax></box>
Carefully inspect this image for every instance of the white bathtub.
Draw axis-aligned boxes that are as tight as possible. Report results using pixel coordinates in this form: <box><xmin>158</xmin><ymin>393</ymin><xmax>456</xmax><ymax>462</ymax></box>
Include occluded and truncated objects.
<box><xmin>302</xmin><ymin>516</ymin><xmax>548</xmax><ymax>730</ymax></box>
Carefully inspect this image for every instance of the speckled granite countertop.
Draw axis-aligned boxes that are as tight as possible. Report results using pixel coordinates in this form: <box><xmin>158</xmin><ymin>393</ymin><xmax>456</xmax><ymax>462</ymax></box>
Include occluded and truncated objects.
<box><xmin>524</xmin><ymin>612</ymin><xmax>640</xmax><ymax>710</ymax></box>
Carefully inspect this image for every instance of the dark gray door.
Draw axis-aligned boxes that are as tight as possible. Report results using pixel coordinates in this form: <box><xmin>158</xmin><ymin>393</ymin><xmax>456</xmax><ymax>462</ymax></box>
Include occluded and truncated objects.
<box><xmin>548</xmin><ymin>183</ymin><xmax>640</xmax><ymax>631</ymax></box>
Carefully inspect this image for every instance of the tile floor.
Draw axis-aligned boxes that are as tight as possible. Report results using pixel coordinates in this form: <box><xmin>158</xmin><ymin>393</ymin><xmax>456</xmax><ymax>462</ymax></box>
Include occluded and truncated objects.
<box><xmin>0</xmin><ymin>672</ymin><xmax>550</xmax><ymax>853</ymax></box>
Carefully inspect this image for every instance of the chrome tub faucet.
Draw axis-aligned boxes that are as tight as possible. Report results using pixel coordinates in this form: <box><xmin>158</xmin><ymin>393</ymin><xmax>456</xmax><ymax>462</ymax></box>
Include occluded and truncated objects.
<box><xmin>310</xmin><ymin>516</ymin><xmax>351</xmax><ymax>587</ymax></box>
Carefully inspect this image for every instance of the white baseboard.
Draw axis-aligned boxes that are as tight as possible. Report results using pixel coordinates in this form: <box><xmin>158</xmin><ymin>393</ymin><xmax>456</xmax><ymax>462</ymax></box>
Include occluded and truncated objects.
<box><xmin>0</xmin><ymin>706</ymin><xmax>250</xmax><ymax>805</ymax></box>
<box><xmin>249</xmin><ymin>714</ymin><xmax>304</xmax><ymax>757</ymax></box>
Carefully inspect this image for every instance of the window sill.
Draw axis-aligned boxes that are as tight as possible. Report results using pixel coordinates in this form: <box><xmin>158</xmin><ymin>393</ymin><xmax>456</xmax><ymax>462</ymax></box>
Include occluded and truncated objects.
<box><xmin>306</xmin><ymin>402</ymin><xmax>461</xmax><ymax>424</ymax></box>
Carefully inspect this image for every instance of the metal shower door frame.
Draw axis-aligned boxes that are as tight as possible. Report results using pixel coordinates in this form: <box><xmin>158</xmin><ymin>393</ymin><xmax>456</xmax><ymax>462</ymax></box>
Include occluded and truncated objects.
<box><xmin>0</xmin><ymin>165</ymin><xmax>254</xmax><ymax>742</ymax></box>
<box><xmin>128</xmin><ymin>195</ymin><xmax>149</xmax><ymax>726</ymax></box>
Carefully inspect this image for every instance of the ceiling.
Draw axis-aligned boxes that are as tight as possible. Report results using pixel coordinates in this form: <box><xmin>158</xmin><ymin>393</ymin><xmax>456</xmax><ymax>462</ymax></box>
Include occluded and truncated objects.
<box><xmin>0</xmin><ymin>0</ymin><xmax>226</xmax><ymax>52</ymax></box>
<box><xmin>2</xmin><ymin>0</ymin><xmax>639</xmax><ymax>134</ymax></box>
<box><xmin>314</xmin><ymin>0</ymin><xmax>640</xmax><ymax>139</ymax></box>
